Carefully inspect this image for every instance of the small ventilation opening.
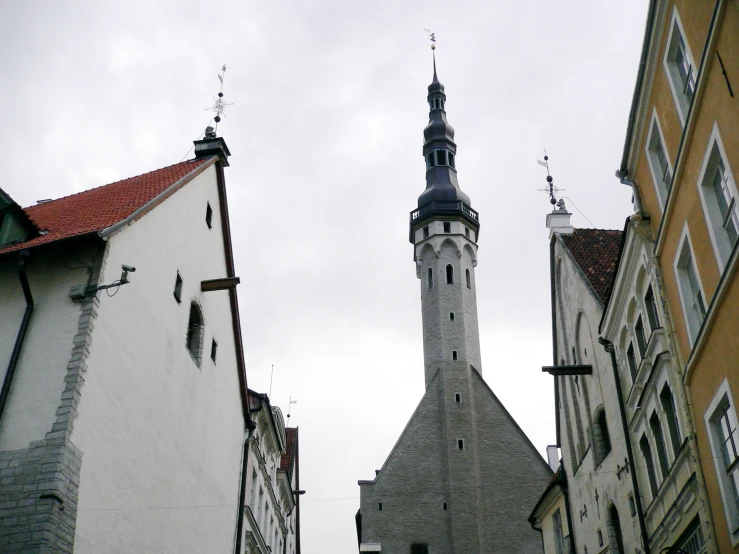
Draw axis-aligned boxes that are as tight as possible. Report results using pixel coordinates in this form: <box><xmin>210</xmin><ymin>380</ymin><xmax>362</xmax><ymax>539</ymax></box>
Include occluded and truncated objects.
<box><xmin>210</xmin><ymin>338</ymin><xmax>218</xmax><ymax>363</ymax></box>
<box><xmin>443</xmin><ymin>502</ymin><xmax>447</xmax><ymax>510</ymax></box>
<box><xmin>455</xmin><ymin>393</ymin><xmax>461</xmax><ymax>403</ymax></box>
<box><xmin>449</xmin><ymin>312</ymin><xmax>455</xmax><ymax>321</ymax></box>
<box><xmin>452</xmin><ymin>351</ymin><xmax>458</xmax><ymax>360</ymax></box>
<box><xmin>173</xmin><ymin>272</ymin><xmax>183</xmax><ymax>303</ymax></box>
<box><xmin>378</xmin><ymin>503</ymin><xmax>382</xmax><ymax>511</ymax></box>
<box><xmin>205</xmin><ymin>202</ymin><xmax>213</xmax><ymax>229</ymax></box>
<box><xmin>457</xmin><ymin>439</ymin><xmax>464</xmax><ymax>451</ymax></box>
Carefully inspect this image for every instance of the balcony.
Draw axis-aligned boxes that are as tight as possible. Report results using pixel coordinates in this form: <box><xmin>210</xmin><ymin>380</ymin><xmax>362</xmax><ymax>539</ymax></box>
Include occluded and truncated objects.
<box><xmin>409</xmin><ymin>201</ymin><xmax>479</xmax><ymax>242</ymax></box>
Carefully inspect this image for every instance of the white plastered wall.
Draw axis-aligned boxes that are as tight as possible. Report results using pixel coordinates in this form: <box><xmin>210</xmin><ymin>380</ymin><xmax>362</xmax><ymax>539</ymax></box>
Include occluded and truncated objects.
<box><xmin>71</xmin><ymin>165</ymin><xmax>245</xmax><ymax>554</ymax></box>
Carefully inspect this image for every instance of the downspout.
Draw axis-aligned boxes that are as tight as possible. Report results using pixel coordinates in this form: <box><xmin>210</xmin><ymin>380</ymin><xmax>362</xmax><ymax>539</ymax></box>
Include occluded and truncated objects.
<box><xmin>617</xmin><ymin>173</ymin><xmax>647</xmax><ymax>219</ymax></box>
<box><xmin>527</xmin><ymin>516</ymin><xmax>544</xmax><ymax>552</ymax></box>
<box><xmin>234</xmin><ymin>396</ymin><xmax>264</xmax><ymax>554</ymax></box>
<box><xmin>0</xmin><ymin>251</ymin><xmax>34</xmax><ymax>423</ymax></box>
<box><xmin>599</xmin><ymin>337</ymin><xmax>650</xmax><ymax>553</ymax></box>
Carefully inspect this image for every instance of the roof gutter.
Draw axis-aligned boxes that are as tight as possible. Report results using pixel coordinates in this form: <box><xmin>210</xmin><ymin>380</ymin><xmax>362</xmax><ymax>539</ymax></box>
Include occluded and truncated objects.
<box><xmin>0</xmin><ymin>251</ymin><xmax>34</xmax><ymax>423</ymax></box>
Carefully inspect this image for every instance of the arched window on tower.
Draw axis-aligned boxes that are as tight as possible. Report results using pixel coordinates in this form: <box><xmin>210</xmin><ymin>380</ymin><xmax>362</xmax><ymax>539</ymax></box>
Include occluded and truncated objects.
<box><xmin>466</xmin><ymin>269</ymin><xmax>471</xmax><ymax>289</ymax></box>
<box><xmin>594</xmin><ymin>406</ymin><xmax>611</xmax><ymax>465</ymax></box>
<box><xmin>607</xmin><ymin>504</ymin><xmax>625</xmax><ymax>554</ymax></box>
<box><xmin>186</xmin><ymin>302</ymin><xmax>205</xmax><ymax>367</ymax></box>
<box><xmin>427</xmin><ymin>268</ymin><xmax>433</xmax><ymax>289</ymax></box>
<box><xmin>446</xmin><ymin>265</ymin><xmax>454</xmax><ymax>284</ymax></box>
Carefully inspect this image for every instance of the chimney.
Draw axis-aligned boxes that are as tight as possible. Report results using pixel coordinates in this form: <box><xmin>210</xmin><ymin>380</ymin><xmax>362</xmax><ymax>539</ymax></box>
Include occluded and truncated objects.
<box><xmin>194</xmin><ymin>126</ymin><xmax>231</xmax><ymax>167</ymax></box>
<box><xmin>546</xmin><ymin>445</ymin><xmax>560</xmax><ymax>472</ymax></box>
<box><xmin>546</xmin><ymin>199</ymin><xmax>573</xmax><ymax>239</ymax></box>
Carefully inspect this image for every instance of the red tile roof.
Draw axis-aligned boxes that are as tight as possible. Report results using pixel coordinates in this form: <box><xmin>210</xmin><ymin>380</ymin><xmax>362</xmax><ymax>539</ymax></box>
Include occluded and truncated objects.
<box><xmin>0</xmin><ymin>158</ymin><xmax>211</xmax><ymax>255</ymax></box>
<box><xmin>560</xmin><ymin>229</ymin><xmax>624</xmax><ymax>304</ymax></box>
<box><xmin>280</xmin><ymin>427</ymin><xmax>298</xmax><ymax>479</ymax></box>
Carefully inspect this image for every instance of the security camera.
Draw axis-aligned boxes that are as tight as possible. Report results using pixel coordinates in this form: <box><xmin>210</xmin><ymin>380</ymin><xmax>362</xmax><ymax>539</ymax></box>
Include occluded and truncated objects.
<box><xmin>121</xmin><ymin>264</ymin><xmax>136</xmax><ymax>272</ymax></box>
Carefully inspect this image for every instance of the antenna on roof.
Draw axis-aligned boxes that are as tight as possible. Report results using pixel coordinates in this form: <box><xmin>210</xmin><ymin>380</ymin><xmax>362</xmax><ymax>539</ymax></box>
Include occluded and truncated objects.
<box><xmin>206</xmin><ymin>64</ymin><xmax>233</xmax><ymax>136</ymax></box>
<box><xmin>537</xmin><ymin>150</ymin><xmax>566</xmax><ymax>208</ymax></box>
<box><xmin>269</xmin><ymin>364</ymin><xmax>274</xmax><ymax>398</ymax></box>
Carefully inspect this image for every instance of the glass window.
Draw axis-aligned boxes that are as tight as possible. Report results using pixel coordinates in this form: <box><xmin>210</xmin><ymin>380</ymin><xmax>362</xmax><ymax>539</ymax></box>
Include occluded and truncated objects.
<box><xmin>635</xmin><ymin>316</ymin><xmax>647</xmax><ymax>357</ymax></box>
<box><xmin>645</xmin><ymin>285</ymin><xmax>660</xmax><ymax>332</ymax></box>
<box><xmin>626</xmin><ymin>343</ymin><xmax>638</xmax><ymax>382</ymax></box>
<box><xmin>676</xmin><ymin>238</ymin><xmax>706</xmax><ymax>344</ymax></box>
<box><xmin>640</xmin><ymin>435</ymin><xmax>659</xmax><ymax>499</ymax></box>
<box><xmin>647</xmin><ymin>118</ymin><xmax>672</xmax><ymax>207</ymax></box>
<box><xmin>553</xmin><ymin>509</ymin><xmax>564</xmax><ymax>554</ymax></box>
<box><xmin>716</xmin><ymin>403</ymin><xmax>739</xmax><ymax>516</ymax></box>
<box><xmin>660</xmin><ymin>385</ymin><xmax>682</xmax><ymax>456</ymax></box>
<box><xmin>650</xmin><ymin>412</ymin><xmax>670</xmax><ymax>478</ymax></box>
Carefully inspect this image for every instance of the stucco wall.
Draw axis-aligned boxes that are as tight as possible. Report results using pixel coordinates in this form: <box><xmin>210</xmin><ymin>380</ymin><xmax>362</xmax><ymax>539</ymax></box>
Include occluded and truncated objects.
<box><xmin>0</xmin><ymin>243</ymin><xmax>100</xmax><ymax>451</ymax></box>
<box><xmin>70</xmin><ymin>165</ymin><xmax>245</xmax><ymax>553</ymax></box>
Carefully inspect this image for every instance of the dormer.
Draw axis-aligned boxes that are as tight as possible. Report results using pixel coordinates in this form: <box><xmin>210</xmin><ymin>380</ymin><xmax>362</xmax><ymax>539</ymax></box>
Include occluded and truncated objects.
<box><xmin>0</xmin><ymin>188</ymin><xmax>39</xmax><ymax>249</ymax></box>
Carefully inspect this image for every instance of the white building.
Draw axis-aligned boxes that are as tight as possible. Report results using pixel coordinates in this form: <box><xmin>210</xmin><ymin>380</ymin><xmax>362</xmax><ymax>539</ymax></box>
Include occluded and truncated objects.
<box><xmin>0</xmin><ymin>131</ymin><xmax>269</xmax><ymax>553</ymax></box>
<box><xmin>356</xmin><ymin>60</ymin><xmax>552</xmax><ymax>553</ymax></box>
<box><xmin>243</xmin><ymin>390</ymin><xmax>301</xmax><ymax>554</ymax></box>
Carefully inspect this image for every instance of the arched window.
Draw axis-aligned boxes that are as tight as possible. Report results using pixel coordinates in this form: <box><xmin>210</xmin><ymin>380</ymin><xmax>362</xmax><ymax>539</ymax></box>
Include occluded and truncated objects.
<box><xmin>446</xmin><ymin>264</ymin><xmax>454</xmax><ymax>284</ymax></box>
<box><xmin>187</xmin><ymin>302</ymin><xmax>205</xmax><ymax>366</ymax></box>
<box><xmin>466</xmin><ymin>269</ymin><xmax>471</xmax><ymax>289</ymax></box>
<box><xmin>607</xmin><ymin>504</ymin><xmax>625</xmax><ymax>554</ymax></box>
<box><xmin>594</xmin><ymin>406</ymin><xmax>611</xmax><ymax>465</ymax></box>
<box><xmin>427</xmin><ymin>268</ymin><xmax>433</xmax><ymax>289</ymax></box>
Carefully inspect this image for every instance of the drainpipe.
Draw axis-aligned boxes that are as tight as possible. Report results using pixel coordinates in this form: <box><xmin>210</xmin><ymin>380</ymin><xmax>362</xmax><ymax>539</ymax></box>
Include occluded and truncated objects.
<box><xmin>234</xmin><ymin>396</ymin><xmax>264</xmax><ymax>554</ymax></box>
<box><xmin>599</xmin><ymin>337</ymin><xmax>650</xmax><ymax>553</ymax></box>
<box><xmin>528</xmin><ymin>516</ymin><xmax>544</xmax><ymax>552</ymax></box>
<box><xmin>0</xmin><ymin>251</ymin><xmax>34</xmax><ymax>423</ymax></box>
<box><xmin>616</xmin><ymin>172</ymin><xmax>647</xmax><ymax>219</ymax></box>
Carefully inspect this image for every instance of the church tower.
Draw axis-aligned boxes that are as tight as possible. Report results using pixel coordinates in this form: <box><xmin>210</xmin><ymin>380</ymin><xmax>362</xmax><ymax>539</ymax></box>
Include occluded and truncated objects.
<box><xmin>357</xmin><ymin>54</ymin><xmax>552</xmax><ymax>554</ymax></box>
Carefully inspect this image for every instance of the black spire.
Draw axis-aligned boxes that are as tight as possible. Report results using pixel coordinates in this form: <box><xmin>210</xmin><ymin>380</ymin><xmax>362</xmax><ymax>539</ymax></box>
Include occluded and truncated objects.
<box><xmin>418</xmin><ymin>55</ymin><xmax>470</xmax><ymax>208</ymax></box>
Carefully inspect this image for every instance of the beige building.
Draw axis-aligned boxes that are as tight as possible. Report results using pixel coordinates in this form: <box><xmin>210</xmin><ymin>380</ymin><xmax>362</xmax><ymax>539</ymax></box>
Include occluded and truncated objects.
<box><xmin>617</xmin><ymin>0</ymin><xmax>739</xmax><ymax>550</ymax></box>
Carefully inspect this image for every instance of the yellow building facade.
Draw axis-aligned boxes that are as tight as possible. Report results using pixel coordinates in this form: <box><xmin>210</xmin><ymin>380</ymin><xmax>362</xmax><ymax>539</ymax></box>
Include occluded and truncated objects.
<box><xmin>619</xmin><ymin>0</ymin><xmax>739</xmax><ymax>550</ymax></box>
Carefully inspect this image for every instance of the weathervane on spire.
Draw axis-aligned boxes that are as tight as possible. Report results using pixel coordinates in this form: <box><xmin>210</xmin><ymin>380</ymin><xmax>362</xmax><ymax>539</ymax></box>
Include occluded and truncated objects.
<box><xmin>424</xmin><ymin>28</ymin><xmax>436</xmax><ymax>48</ymax></box>
<box><xmin>206</xmin><ymin>63</ymin><xmax>233</xmax><ymax>135</ymax></box>
<box><xmin>537</xmin><ymin>151</ymin><xmax>566</xmax><ymax>209</ymax></box>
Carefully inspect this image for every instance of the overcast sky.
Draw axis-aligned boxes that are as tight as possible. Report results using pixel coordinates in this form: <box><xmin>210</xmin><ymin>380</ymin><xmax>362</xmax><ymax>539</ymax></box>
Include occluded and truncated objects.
<box><xmin>2</xmin><ymin>1</ymin><xmax>646</xmax><ymax>551</ymax></box>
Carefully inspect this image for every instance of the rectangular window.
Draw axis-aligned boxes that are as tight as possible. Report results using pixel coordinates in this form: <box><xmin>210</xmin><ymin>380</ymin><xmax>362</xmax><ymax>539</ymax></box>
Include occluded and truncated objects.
<box><xmin>457</xmin><ymin>439</ymin><xmax>464</xmax><ymax>451</ymax></box>
<box><xmin>626</xmin><ymin>343</ymin><xmax>638</xmax><ymax>382</ymax></box>
<box><xmin>706</xmin><ymin>382</ymin><xmax>739</xmax><ymax>534</ymax></box>
<box><xmin>411</xmin><ymin>544</ymin><xmax>429</xmax><ymax>554</ymax></box>
<box><xmin>664</xmin><ymin>10</ymin><xmax>696</xmax><ymax>124</ymax></box>
<box><xmin>423</xmin><ymin>225</ymin><xmax>429</xmax><ymax>239</ymax></box>
<box><xmin>660</xmin><ymin>385</ymin><xmax>682</xmax><ymax>456</ymax></box>
<box><xmin>436</xmin><ymin>150</ymin><xmax>447</xmax><ymax>166</ymax></box>
<box><xmin>448</xmin><ymin>152</ymin><xmax>455</xmax><ymax>169</ymax></box>
<box><xmin>698</xmin><ymin>129</ymin><xmax>739</xmax><ymax>269</ymax></box>
<box><xmin>553</xmin><ymin>509</ymin><xmax>564</xmax><ymax>554</ymax></box>
<box><xmin>455</xmin><ymin>393</ymin><xmax>461</xmax><ymax>403</ymax></box>
<box><xmin>452</xmin><ymin>350</ymin><xmax>458</xmax><ymax>361</ymax></box>
<box><xmin>650</xmin><ymin>412</ymin><xmax>670</xmax><ymax>478</ymax></box>
<box><xmin>174</xmin><ymin>272</ymin><xmax>183</xmax><ymax>303</ymax></box>
<box><xmin>646</xmin><ymin>114</ymin><xmax>673</xmax><ymax>208</ymax></box>
<box><xmin>645</xmin><ymin>285</ymin><xmax>661</xmax><ymax>332</ymax></box>
<box><xmin>449</xmin><ymin>312</ymin><xmax>455</xmax><ymax>321</ymax></box>
<box><xmin>640</xmin><ymin>435</ymin><xmax>659</xmax><ymax>499</ymax></box>
<box><xmin>205</xmin><ymin>202</ymin><xmax>213</xmax><ymax>229</ymax></box>
<box><xmin>675</xmin><ymin>233</ymin><xmax>706</xmax><ymax>345</ymax></box>
<box><xmin>443</xmin><ymin>222</ymin><xmax>451</xmax><ymax>233</ymax></box>
<box><xmin>635</xmin><ymin>316</ymin><xmax>647</xmax><ymax>358</ymax></box>
<box><xmin>464</xmin><ymin>227</ymin><xmax>470</xmax><ymax>238</ymax></box>
<box><xmin>210</xmin><ymin>339</ymin><xmax>218</xmax><ymax>363</ymax></box>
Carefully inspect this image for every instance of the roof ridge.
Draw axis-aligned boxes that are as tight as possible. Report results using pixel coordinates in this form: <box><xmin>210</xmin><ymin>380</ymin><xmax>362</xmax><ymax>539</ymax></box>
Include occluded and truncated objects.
<box><xmin>22</xmin><ymin>158</ymin><xmax>207</xmax><ymax>211</ymax></box>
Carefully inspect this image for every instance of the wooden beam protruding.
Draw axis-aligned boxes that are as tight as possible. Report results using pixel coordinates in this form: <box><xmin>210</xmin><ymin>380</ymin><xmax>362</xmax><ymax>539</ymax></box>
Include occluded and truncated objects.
<box><xmin>201</xmin><ymin>277</ymin><xmax>241</xmax><ymax>292</ymax></box>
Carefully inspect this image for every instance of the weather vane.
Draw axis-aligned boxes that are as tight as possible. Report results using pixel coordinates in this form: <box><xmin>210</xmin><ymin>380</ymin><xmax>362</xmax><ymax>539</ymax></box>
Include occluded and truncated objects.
<box><xmin>206</xmin><ymin>63</ymin><xmax>233</xmax><ymax>134</ymax></box>
<box><xmin>423</xmin><ymin>28</ymin><xmax>436</xmax><ymax>49</ymax></box>
<box><xmin>537</xmin><ymin>150</ymin><xmax>565</xmax><ymax>207</ymax></box>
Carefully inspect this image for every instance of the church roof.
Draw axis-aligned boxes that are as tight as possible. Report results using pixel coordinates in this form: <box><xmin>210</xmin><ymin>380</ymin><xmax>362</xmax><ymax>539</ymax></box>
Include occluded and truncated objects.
<box><xmin>560</xmin><ymin>228</ymin><xmax>624</xmax><ymax>304</ymax></box>
<box><xmin>0</xmin><ymin>158</ymin><xmax>212</xmax><ymax>256</ymax></box>
<box><xmin>280</xmin><ymin>427</ymin><xmax>298</xmax><ymax>481</ymax></box>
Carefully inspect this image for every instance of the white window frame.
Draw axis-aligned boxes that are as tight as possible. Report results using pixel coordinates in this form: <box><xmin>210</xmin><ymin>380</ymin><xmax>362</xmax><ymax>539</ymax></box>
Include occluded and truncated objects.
<box><xmin>662</xmin><ymin>7</ymin><xmax>697</xmax><ymax>126</ymax></box>
<box><xmin>697</xmin><ymin>122</ymin><xmax>739</xmax><ymax>272</ymax></box>
<box><xmin>673</xmin><ymin>224</ymin><xmax>707</xmax><ymax>345</ymax></box>
<box><xmin>645</xmin><ymin>108</ymin><xmax>674</xmax><ymax>209</ymax></box>
<box><xmin>705</xmin><ymin>379</ymin><xmax>739</xmax><ymax>544</ymax></box>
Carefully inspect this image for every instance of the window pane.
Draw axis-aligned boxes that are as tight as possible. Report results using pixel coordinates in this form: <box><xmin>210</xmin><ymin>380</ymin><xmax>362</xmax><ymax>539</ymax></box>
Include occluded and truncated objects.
<box><xmin>635</xmin><ymin>316</ymin><xmax>647</xmax><ymax>357</ymax></box>
<box><xmin>645</xmin><ymin>286</ymin><xmax>660</xmax><ymax>331</ymax></box>
<box><xmin>627</xmin><ymin>343</ymin><xmax>638</xmax><ymax>382</ymax></box>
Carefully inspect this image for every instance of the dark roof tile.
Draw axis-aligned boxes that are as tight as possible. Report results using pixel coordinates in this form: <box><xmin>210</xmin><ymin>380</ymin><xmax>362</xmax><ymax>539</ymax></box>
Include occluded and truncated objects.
<box><xmin>561</xmin><ymin>229</ymin><xmax>623</xmax><ymax>304</ymax></box>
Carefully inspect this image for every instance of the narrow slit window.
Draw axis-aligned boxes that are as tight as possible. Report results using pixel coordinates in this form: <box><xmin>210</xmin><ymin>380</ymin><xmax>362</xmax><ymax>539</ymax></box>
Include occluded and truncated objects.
<box><xmin>465</xmin><ymin>227</ymin><xmax>470</xmax><ymax>238</ymax></box>
<box><xmin>205</xmin><ymin>202</ymin><xmax>213</xmax><ymax>229</ymax></box>
<box><xmin>423</xmin><ymin>225</ymin><xmax>429</xmax><ymax>239</ymax></box>
<box><xmin>446</xmin><ymin>264</ymin><xmax>454</xmax><ymax>284</ymax></box>
<box><xmin>452</xmin><ymin>350</ymin><xmax>458</xmax><ymax>361</ymax></box>
<box><xmin>443</xmin><ymin>502</ymin><xmax>447</xmax><ymax>510</ymax></box>
<box><xmin>443</xmin><ymin>222</ymin><xmax>451</xmax><ymax>233</ymax></box>
<box><xmin>455</xmin><ymin>393</ymin><xmax>461</xmax><ymax>403</ymax></box>
<box><xmin>378</xmin><ymin>503</ymin><xmax>382</xmax><ymax>511</ymax></box>
<box><xmin>186</xmin><ymin>302</ymin><xmax>205</xmax><ymax>367</ymax></box>
<box><xmin>427</xmin><ymin>267</ymin><xmax>433</xmax><ymax>289</ymax></box>
<box><xmin>449</xmin><ymin>312</ymin><xmax>455</xmax><ymax>321</ymax></box>
<box><xmin>174</xmin><ymin>272</ymin><xmax>183</xmax><ymax>303</ymax></box>
<box><xmin>210</xmin><ymin>338</ymin><xmax>218</xmax><ymax>363</ymax></box>
<box><xmin>466</xmin><ymin>269</ymin><xmax>471</xmax><ymax>289</ymax></box>
<box><xmin>457</xmin><ymin>439</ymin><xmax>464</xmax><ymax>451</ymax></box>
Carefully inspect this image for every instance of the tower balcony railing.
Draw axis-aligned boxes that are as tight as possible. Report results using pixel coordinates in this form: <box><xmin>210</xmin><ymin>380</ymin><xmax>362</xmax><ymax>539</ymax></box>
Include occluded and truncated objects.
<box><xmin>410</xmin><ymin>201</ymin><xmax>479</xmax><ymax>224</ymax></box>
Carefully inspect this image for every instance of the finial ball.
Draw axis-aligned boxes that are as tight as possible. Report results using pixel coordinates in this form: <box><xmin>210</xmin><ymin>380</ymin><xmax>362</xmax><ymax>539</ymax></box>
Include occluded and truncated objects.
<box><xmin>214</xmin><ymin>115</ymin><xmax>221</xmax><ymax>123</ymax></box>
<box><xmin>546</xmin><ymin>175</ymin><xmax>553</xmax><ymax>183</ymax></box>
<box><xmin>550</xmin><ymin>197</ymin><xmax>557</xmax><ymax>205</ymax></box>
<box><xmin>218</xmin><ymin>92</ymin><xmax>223</xmax><ymax>98</ymax></box>
<box><xmin>431</xmin><ymin>44</ymin><xmax>436</xmax><ymax>50</ymax></box>
<box><xmin>544</xmin><ymin>155</ymin><xmax>548</xmax><ymax>161</ymax></box>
